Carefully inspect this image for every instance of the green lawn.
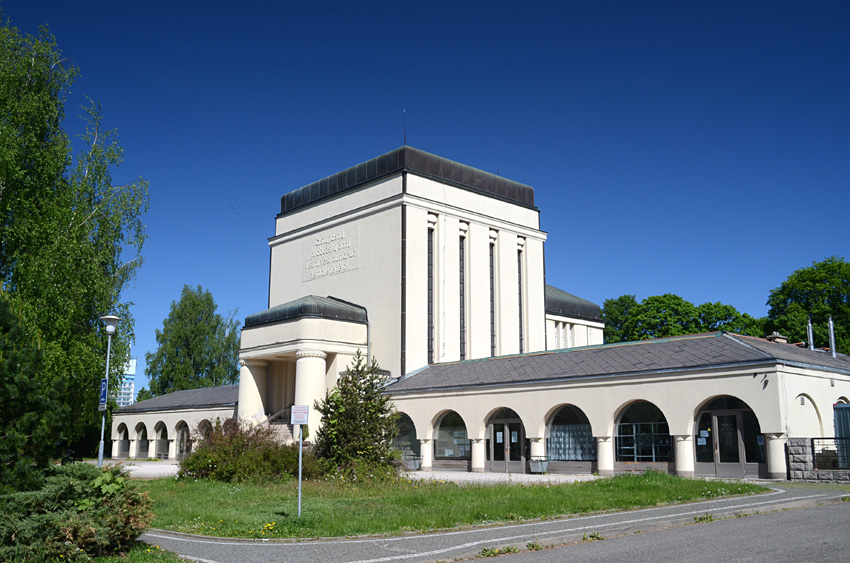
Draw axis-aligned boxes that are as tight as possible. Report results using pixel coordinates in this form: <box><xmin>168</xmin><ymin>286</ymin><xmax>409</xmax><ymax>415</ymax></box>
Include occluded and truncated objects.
<box><xmin>142</xmin><ymin>471</ymin><xmax>766</xmax><ymax>539</ymax></box>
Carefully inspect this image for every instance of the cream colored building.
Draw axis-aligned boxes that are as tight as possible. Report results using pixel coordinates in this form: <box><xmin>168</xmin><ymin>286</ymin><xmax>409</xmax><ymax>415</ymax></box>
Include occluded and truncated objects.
<box><xmin>112</xmin><ymin>146</ymin><xmax>850</xmax><ymax>480</ymax></box>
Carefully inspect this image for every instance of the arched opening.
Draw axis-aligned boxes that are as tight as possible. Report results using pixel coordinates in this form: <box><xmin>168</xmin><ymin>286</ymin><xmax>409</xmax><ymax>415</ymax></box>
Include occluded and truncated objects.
<box><xmin>134</xmin><ymin>423</ymin><xmax>149</xmax><ymax>459</ymax></box>
<box><xmin>834</xmin><ymin>400</ymin><xmax>850</xmax><ymax>469</ymax></box>
<box><xmin>694</xmin><ymin>395</ymin><xmax>765</xmax><ymax>478</ymax></box>
<box><xmin>393</xmin><ymin>413</ymin><xmax>421</xmax><ymax>469</ymax></box>
<box><xmin>615</xmin><ymin>401</ymin><xmax>673</xmax><ymax>470</ymax></box>
<box><xmin>176</xmin><ymin>421</ymin><xmax>192</xmax><ymax>461</ymax></box>
<box><xmin>222</xmin><ymin>418</ymin><xmax>238</xmax><ymax>436</ymax></box>
<box><xmin>486</xmin><ymin>408</ymin><xmax>526</xmax><ymax>473</ymax></box>
<box><xmin>116</xmin><ymin>423</ymin><xmax>130</xmax><ymax>458</ymax></box>
<box><xmin>197</xmin><ymin>419</ymin><xmax>213</xmax><ymax>441</ymax></box>
<box><xmin>433</xmin><ymin>411</ymin><xmax>471</xmax><ymax>471</ymax></box>
<box><xmin>154</xmin><ymin>422</ymin><xmax>169</xmax><ymax>460</ymax></box>
<box><xmin>546</xmin><ymin>405</ymin><xmax>596</xmax><ymax>473</ymax></box>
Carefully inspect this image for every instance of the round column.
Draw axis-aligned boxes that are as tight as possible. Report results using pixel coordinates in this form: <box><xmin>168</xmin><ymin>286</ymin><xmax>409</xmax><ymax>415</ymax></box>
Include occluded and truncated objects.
<box><xmin>674</xmin><ymin>435</ymin><xmax>694</xmax><ymax>478</ymax></box>
<box><xmin>596</xmin><ymin>436</ymin><xmax>614</xmax><ymax>476</ymax></box>
<box><xmin>128</xmin><ymin>437</ymin><xmax>137</xmax><ymax>459</ymax></box>
<box><xmin>293</xmin><ymin>351</ymin><xmax>327</xmax><ymax>435</ymax></box>
<box><xmin>419</xmin><ymin>438</ymin><xmax>433</xmax><ymax>471</ymax></box>
<box><xmin>766</xmin><ymin>433</ymin><xmax>788</xmax><ymax>480</ymax></box>
<box><xmin>167</xmin><ymin>439</ymin><xmax>177</xmax><ymax>461</ymax></box>
<box><xmin>470</xmin><ymin>438</ymin><xmax>485</xmax><ymax>473</ymax></box>
<box><xmin>237</xmin><ymin>359</ymin><xmax>268</xmax><ymax>422</ymax></box>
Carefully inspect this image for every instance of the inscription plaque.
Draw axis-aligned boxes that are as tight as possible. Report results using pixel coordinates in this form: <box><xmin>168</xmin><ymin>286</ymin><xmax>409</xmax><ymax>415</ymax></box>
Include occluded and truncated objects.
<box><xmin>302</xmin><ymin>223</ymin><xmax>359</xmax><ymax>281</ymax></box>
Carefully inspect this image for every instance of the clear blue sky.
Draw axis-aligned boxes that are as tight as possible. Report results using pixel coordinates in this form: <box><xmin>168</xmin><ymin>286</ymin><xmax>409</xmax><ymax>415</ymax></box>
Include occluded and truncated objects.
<box><xmin>6</xmin><ymin>1</ymin><xmax>849</xmax><ymax>395</ymax></box>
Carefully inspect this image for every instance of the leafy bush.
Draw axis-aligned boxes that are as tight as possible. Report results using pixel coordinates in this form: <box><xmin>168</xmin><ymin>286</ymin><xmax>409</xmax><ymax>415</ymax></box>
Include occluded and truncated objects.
<box><xmin>0</xmin><ymin>463</ymin><xmax>153</xmax><ymax>561</ymax></box>
<box><xmin>179</xmin><ymin>420</ymin><xmax>321</xmax><ymax>483</ymax></box>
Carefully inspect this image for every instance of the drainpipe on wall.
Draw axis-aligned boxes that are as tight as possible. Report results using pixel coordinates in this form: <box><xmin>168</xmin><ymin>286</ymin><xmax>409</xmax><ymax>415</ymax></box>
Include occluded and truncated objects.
<box><xmin>828</xmin><ymin>316</ymin><xmax>837</xmax><ymax>358</ymax></box>
<box><xmin>807</xmin><ymin>317</ymin><xmax>815</xmax><ymax>351</ymax></box>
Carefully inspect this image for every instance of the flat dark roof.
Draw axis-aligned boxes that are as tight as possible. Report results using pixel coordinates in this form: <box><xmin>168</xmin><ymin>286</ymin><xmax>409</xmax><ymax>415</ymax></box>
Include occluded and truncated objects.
<box><xmin>280</xmin><ymin>146</ymin><xmax>536</xmax><ymax>216</ymax></box>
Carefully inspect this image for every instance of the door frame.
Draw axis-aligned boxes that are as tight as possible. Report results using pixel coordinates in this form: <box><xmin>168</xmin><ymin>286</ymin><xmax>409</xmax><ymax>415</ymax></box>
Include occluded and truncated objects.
<box><xmin>694</xmin><ymin>409</ymin><xmax>761</xmax><ymax>478</ymax></box>
<box><xmin>487</xmin><ymin>415</ymin><xmax>526</xmax><ymax>473</ymax></box>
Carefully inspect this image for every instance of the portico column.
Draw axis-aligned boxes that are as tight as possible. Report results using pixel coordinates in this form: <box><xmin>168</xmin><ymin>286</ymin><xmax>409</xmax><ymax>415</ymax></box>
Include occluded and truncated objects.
<box><xmin>766</xmin><ymin>433</ymin><xmax>788</xmax><ymax>480</ymax></box>
<box><xmin>674</xmin><ymin>435</ymin><xmax>694</xmax><ymax>478</ymax></box>
<box><xmin>167</xmin><ymin>439</ymin><xmax>177</xmax><ymax>461</ymax></box>
<box><xmin>128</xmin><ymin>437</ymin><xmax>137</xmax><ymax>459</ymax></box>
<box><xmin>470</xmin><ymin>438</ymin><xmax>485</xmax><ymax>473</ymax></box>
<box><xmin>111</xmin><ymin>439</ymin><xmax>120</xmax><ymax>459</ymax></box>
<box><xmin>293</xmin><ymin>351</ymin><xmax>327</xmax><ymax>435</ymax></box>
<box><xmin>596</xmin><ymin>436</ymin><xmax>614</xmax><ymax>476</ymax></box>
<box><xmin>237</xmin><ymin>359</ymin><xmax>268</xmax><ymax>422</ymax></box>
<box><xmin>419</xmin><ymin>439</ymin><xmax>432</xmax><ymax>471</ymax></box>
<box><xmin>147</xmin><ymin>439</ymin><xmax>156</xmax><ymax>459</ymax></box>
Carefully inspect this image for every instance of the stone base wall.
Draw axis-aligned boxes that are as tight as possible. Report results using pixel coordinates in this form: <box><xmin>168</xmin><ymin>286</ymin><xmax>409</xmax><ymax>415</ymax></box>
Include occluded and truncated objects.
<box><xmin>787</xmin><ymin>438</ymin><xmax>850</xmax><ymax>483</ymax></box>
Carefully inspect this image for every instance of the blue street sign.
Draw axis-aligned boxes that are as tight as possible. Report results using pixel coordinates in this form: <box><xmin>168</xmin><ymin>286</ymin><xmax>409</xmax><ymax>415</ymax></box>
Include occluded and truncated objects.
<box><xmin>98</xmin><ymin>378</ymin><xmax>108</xmax><ymax>411</ymax></box>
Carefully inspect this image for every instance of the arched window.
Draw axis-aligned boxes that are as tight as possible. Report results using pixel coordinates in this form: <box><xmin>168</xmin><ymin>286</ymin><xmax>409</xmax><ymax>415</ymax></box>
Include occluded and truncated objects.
<box><xmin>434</xmin><ymin>411</ymin><xmax>470</xmax><ymax>460</ymax></box>
<box><xmin>616</xmin><ymin>401</ymin><xmax>672</xmax><ymax>462</ymax></box>
<box><xmin>548</xmin><ymin>406</ymin><xmax>596</xmax><ymax>461</ymax></box>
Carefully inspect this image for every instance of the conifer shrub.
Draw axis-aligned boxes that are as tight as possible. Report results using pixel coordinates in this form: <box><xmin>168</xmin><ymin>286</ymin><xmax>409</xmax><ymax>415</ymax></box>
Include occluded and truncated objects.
<box><xmin>178</xmin><ymin>420</ymin><xmax>321</xmax><ymax>483</ymax></box>
<box><xmin>314</xmin><ymin>351</ymin><xmax>401</xmax><ymax>477</ymax></box>
<box><xmin>0</xmin><ymin>463</ymin><xmax>153</xmax><ymax>561</ymax></box>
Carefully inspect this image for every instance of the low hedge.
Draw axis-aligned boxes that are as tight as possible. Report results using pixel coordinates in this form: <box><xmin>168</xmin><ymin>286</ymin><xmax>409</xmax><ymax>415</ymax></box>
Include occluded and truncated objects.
<box><xmin>0</xmin><ymin>463</ymin><xmax>153</xmax><ymax>561</ymax></box>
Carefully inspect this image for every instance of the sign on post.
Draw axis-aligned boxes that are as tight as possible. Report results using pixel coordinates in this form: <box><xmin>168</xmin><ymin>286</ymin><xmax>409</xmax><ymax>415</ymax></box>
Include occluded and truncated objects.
<box><xmin>290</xmin><ymin>405</ymin><xmax>309</xmax><ymax>425</ymax></box>
<box><xmin>290</xmin><ymin>405</ymin><xmax>309</xmax><ymax>517</ymax></box>
<box><xmin>98</xmin><ymin>378</ymin><xmax>108</xmax><ymax>411</ymax></box>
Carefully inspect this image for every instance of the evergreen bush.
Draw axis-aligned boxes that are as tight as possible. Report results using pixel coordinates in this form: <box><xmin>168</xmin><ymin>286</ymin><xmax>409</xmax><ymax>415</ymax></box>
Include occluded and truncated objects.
<box><xmin>0</xmin><ymin>463</ymin><xmax>153</xmax><ymax>561</ymax></box>
<box><xmin>314</xmin><ymin>351</ymin><xmax>400</xmax><ymax>473</ymax></box>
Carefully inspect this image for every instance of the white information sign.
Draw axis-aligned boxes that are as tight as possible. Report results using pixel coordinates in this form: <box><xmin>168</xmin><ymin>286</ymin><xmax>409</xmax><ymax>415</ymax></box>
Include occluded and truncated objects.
<box><xmin>291</xmin><ymin>405</ymin><xmax>309</xmax><ymax>425</ymax></box>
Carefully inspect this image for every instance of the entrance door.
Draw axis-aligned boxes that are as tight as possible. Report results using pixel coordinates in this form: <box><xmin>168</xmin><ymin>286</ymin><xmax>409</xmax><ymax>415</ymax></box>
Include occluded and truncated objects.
<box><xmin>488</xmin><ymin>418</ymin><xmax>525</xmax><ymax>473</ymax></box>
<box><xmin>695</xmin><ymin>411</ymin><xmax>746</xmax><ymax>478</ymax></box>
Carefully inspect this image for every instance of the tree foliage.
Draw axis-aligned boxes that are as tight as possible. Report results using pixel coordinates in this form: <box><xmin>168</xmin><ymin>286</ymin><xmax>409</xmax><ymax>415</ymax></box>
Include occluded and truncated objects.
<box><xmin>766</xmin><ymin>256</ymin><xmax>850</xmax><ymax>353</ymax></box>
<box><xmin>143</xmin><ymin>285</ymin><xmax>240</xmax><ymax>397</ymax></box>
<box><xmin>0</xmin><ymin>16</ymin><xmax>148</xmax><ymax>453</ymax></box>
<box><xmin>0</xmin><ymin>291</ymin><xmax>69</xmax><ymax>492</ymax></box>
<box><xmin>314</xmin><ymin>351</ymin><xmax>399</xmax><ymax>468</ymax></box>
<box><xmin>602</xmin><ymin>293</ymin><xmax>762</xmax><ymax>342</ymax></box>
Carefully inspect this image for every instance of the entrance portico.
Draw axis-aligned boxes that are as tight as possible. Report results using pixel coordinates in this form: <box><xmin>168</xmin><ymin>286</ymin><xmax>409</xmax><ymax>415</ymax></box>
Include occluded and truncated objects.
<box><xmin>238</xmin><ymin>295</ymin><xmax>368</xmax><ymax>434</ymax></box>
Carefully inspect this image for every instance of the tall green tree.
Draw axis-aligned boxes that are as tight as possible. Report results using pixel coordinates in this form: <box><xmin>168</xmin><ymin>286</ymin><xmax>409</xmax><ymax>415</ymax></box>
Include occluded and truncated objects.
<box><xmin>602</xmin><ymin>294</ymin><xmax>762</xmax><ymax>342</ymax></box>
<box><xmin>0</xmin><ymin>16</ymin><xmax>148</xmax><ymax>452</ymax></box>
<box><xmin>601</xmin><ymin>294</ymin><xmax>638</xmax><ymax>343</ymax></box>
<box><xmin>143</xmin><ymin>285</ymin><xmax>240</xmax><ymax>397</ymax></box>
<box><xmin>766</xmin><ymin>256</ymin><xmax>850</xmax><ymax>353</ymax></box>
<box><xmin>314</xmin><ymin>351</ymin><xmax>399</xmax><ymax>468</ymax></box>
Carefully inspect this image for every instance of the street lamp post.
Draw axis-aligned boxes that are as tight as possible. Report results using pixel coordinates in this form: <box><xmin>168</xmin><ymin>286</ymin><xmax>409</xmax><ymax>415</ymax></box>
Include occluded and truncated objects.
<box><xmin>97</xmin><ymin>315</ymin><xmax>121</xmax><ymax>467</ymax></box>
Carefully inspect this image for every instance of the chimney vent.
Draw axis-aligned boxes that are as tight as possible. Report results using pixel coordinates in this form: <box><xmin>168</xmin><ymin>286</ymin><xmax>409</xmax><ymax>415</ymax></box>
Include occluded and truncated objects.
<box><xmin>766</xmin><ymin>332</ymin><xmax>788</xmax><ymax>344</ymax></box>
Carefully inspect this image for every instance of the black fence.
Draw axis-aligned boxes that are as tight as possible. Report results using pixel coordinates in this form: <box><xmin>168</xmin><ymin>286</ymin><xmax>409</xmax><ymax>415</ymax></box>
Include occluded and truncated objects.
<box><xmin>811</xmin><ymin>437</ymin><xmax>850</xmax><ymax>470</ymax></box>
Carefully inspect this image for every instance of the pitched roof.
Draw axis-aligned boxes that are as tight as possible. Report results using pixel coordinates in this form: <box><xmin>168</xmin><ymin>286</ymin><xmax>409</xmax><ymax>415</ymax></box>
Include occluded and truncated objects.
<box><xmin>387</xmin><ymin>332</ymin><xmax>850</xmax><ymax>394</ymax></box>
<box><xmin>544</xmin><ymin>285</ymin><xmax>601</xmax><ymax>321</ymax></box>
<box><xmin>117</xmin><ymin>385</ymin><xmax>238</xmax><ymax>413</ymax></box>
<box><xmin>244</xmin><ymin>295</ymin><xmax>367</xmax><ymax>328</ymax></box>
<box><xmin>279</xmin><ymin>146</ymin><xmax>536</xmax><ymax>216</ymax></box>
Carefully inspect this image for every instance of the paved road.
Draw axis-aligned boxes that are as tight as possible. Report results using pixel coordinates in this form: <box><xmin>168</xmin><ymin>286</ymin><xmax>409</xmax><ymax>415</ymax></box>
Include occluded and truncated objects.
<box><xmin>140</xmin><ymin>482</ymin><xmax>849</xmax><ymax>563</ymax></box>
<box><xmin>502</xmin><ymin>502</ymin><xmax>850</xmax><ymax>563</ymax></box>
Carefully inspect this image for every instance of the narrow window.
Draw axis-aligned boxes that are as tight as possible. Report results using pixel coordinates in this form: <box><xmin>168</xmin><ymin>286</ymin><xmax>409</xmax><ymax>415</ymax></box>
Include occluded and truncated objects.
<box><xmin>489</xmin><ymin>241</ymin><xmax>496</xmax><ymax>357</ymax></box>
<box><xmin>459</xmin><ymin>235</ymin><xmax>466</xmax><ymax>361</ymax></box>
<box><xmin>428</xmin><ymin>227</ymin><xmax>435</xmax><ymax>364</ymax></box>
<box><xmin>518</xmin><ymin>249</ymin><xmax>524</xmax><ymax>354</ymax></box>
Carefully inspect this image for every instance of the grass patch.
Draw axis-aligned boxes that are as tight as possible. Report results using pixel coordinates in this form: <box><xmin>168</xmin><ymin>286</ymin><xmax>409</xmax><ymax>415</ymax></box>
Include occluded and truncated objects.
<box><xmin>142</xmin><ymin>471</ymin><xmax>765</xmax><ymax>539</ymax></box>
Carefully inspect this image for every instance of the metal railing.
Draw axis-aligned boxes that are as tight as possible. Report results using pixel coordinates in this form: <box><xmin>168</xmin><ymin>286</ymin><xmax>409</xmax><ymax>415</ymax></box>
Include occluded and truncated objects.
<box><xmin>812</xmin><ymin>438</ymin><xmax>850</xmax><ymax>470</ymax></box>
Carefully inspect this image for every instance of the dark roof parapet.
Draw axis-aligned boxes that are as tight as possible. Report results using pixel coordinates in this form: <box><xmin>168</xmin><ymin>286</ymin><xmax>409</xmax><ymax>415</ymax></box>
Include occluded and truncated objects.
<box><xmin>544</xmin><ymin>285</ymin><xmax>601</xmax><ymax>322</ymax></box>
<box><xmin>280</xmin><ymin>146</ymin><xmax>536</xmax><ymax>216</ymax></box>
<box><xmin>244</xmin><ymin>295</ymin><xmax>367</xmax><ymax>328</ymax></box>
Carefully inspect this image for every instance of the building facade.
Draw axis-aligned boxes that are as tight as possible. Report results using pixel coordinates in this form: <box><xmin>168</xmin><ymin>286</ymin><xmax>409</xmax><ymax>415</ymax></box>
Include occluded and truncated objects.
<box><xmin>112</xmin><ymin>146</ymin><xmax>850</xmax><ymax>480</ymax></box>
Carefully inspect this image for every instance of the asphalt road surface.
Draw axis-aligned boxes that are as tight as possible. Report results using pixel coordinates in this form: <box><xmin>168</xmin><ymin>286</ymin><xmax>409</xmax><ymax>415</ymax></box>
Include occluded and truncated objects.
<box><xmin>141</xmin><ymin>483</ymin><xmax>850</xmax><ymax>563</ymax></box>
<box><xmin>499</xmin><ymin>502</ymin><xmax>850</xmax><ymax>563</ymax></box>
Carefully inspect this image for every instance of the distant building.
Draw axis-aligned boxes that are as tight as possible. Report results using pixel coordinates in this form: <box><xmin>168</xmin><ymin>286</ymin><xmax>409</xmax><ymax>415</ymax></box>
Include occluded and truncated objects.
<box><xmin>115</xmin><ymin>359</ymin><xmax>137</xmax><ymax>407</ymax></box>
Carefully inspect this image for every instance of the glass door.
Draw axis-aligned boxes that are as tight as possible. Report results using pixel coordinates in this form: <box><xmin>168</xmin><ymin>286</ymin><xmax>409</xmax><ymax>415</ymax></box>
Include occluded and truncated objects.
<box><xmin>487</xmin><ymin>416</ymin><xmax>526</xmax><ymax>472</ymax></box>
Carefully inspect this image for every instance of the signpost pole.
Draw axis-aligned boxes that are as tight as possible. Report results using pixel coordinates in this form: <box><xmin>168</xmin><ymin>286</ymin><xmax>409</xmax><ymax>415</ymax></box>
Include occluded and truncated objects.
<box><xmin>298</xmin><ymin>425</ymin><xmax>303</xmax><ymax>518</ymax></box>
<box><xmin>290</xmin><ymin>405</ymin><xmax>308</xmax><ymax>518</ymax></box>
